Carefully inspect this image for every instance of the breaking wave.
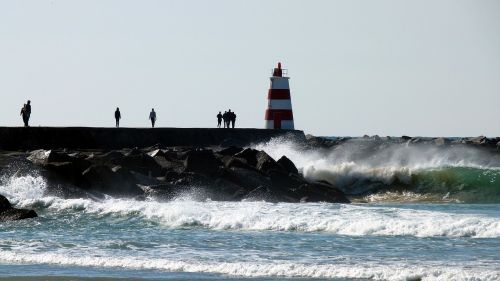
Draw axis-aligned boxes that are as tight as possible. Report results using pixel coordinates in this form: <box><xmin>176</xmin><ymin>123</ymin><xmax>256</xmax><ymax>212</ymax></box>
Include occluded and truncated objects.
<box><xmin>1</xmin><ymin>175</ymin><xmax>499</xmax><ymax>238</ymax></box>
<box><xmin>0</xmin><ymin>251</ymin><xmax>498</xmax><ymax>281</ymax></box>
<box><xmin>255</xmin><ymin>137</ymin><xmax>500</xmax><ymax>203</ymax></box>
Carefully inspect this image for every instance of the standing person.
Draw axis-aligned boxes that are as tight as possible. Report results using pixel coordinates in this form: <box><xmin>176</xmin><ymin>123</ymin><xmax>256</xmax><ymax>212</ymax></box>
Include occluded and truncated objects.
<box><xmin>222</xmin><ymin>111</ymin><xmax>228</xmax><ymax>128</ymax></box>
<box><xmin>25</xmin><ymin>100</ymin><xmax>32</xmax><ymax>126</ymax></box>
<box><xmin>216</xmin><ymin>111</ymin><xmax>222</xmax><ymax>128</ymax></box>
<box><xmin>230</xmin><ymin>111</ymin><xmax>236</xmax><ymax>129</ymax></box>
<box><xmin>149</xmin><ymin>108</ymin><xmax>157</xmax><ymax>128</ymax></box>
<box><xmin>20</xmin><ymin>104</ymin><xmax>28</xmax><ymax>127</ymax></box>
<box><xmin>115</xmin><ymin>107</ymin><xmax>121</xmax><ymax>128</ymax></box>
<box><xmin>227</xmin><ymin>110</ymin><xmax>233</xmax><ymax>128</ymax></box>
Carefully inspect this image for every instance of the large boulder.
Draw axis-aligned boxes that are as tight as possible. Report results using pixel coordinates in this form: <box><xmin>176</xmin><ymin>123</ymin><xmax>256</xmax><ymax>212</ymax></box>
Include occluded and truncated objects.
<box><xmin>234</xmin><ymin>148</ymin><xmax>259</xmax><ymax>167</ymax></box>
<box><xmin>277</xmin><ymin>156</ymin><xmax>299</xmax><ymax>174</ymax></box>
<box><xmin>234</xmin><ymin>148</ymin><xmax>282</xmax><ymax>174</ymax></box>
<box><xmin>81</xmin><ymin>165</ymin><xmax>143</xmax><ymax>196</ymax></box>
<box><xmin>111</xmin><ymin>153</ymin><xmax>164</xmax><ymax>177</ymax></box>
<box><xmin>0</xmin><ymin>195</ymin><xmax>37</xmax><ymax>222</ymax></box>
<box><xmin>255</xmin><ymin>151</ymin><xmax>282</xmax><ymax>174</ymax></box>
<box><xmin>294</xmin><ymin>182</ymin><xmax>350</xmax><ymax>203</ymax></box>
<box><xmin>268</xmin><ymin>170</ymin><xmax>349</xmax><ymax>203</ymax></box>
<box><xmin>183</xmin><ymin>149</ymin><xmax>222</xmax><ymax>175</ymax></box>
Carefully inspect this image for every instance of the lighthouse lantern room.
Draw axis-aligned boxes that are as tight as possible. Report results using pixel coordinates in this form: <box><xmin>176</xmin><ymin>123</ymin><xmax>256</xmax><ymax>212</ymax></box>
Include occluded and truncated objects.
<box><xmin>265</xmin><ymin>62</ymin><xmax>295</xmax><ymax>130</ymax></box>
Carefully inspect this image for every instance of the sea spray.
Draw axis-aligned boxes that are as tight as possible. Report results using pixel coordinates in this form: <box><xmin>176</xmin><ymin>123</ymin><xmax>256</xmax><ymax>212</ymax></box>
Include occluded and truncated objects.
<box><xmin>254</xmin><ymin>137</ymin><xmax>500</xmax><ymax>202</ymax></box>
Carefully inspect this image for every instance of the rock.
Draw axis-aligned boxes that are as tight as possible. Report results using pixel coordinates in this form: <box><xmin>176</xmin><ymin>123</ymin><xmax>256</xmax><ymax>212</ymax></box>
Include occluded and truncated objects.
<box><xmin>244</xmin><ymin>186</ymin><xmax>286</xmax><ymax>203</ymax></box>
<box><xmin>255</xmin><ymin>151</ymin><xmax>282</xmax><ymax>174</ymax></box>
<box><xmin>183</xmin><ymin>149</ymin><xmax>222</xmax><ymax>175</ymax></box>
<box><xmin>81</xmin><ymin>165</ymin><xmax>143</xmax><ymax>196</ymax></box>
<box><xmin>234</xmin><ymin>148</ymin><xmax>282</xmax><ymax>174</ymax></box>
<box><xmin>295</xmin><ymin>182</ymin><xmax>350</xmax><ymax>203</ymax></box>
<box><xmin>28</xmin><ymin>150</ymin><xmax>91</xmax><ymax>187</ymax></box>
<box><xmin>112</xmin><ymin>153</ymin><xmax>163</xmax><ymax>177</ymax></box>
<box><xmin>210</xmin><ymin>178</ymin><xmax>247</xmax><ymax>201</ymax></box>
<box><xmin>401</xmin><ymin>136</ymin><xmax>412</xmax><ymax>140</ymax></box>
<box><xmin>268</xmin><ymin>171</ymin><xmax>349</xmax><ymax>203</ymax></box>
<box><xmin>467</xmin><ymin>136</ymin><xmax>487</xmax><ymax>145</ymax></box>
<box><xmin>172</xmin><ymin>172</ymin><xmax>214</xmax><ymax>188</ymax></box>
<box><xmin>497</xmin><ymin>141</ymin><xmax>500</xmax><ymax>150</ymax></box>
<box><xmin>277</xmin><ymin>156</ymin><xmax>298</xmax><ymax>174</ymax></box>
<box><xmin>218</xmin><ymin>146</ymin><xmax>243</xmax><ymax>156</ymax></box>
<box><xmin>147</xmin><ymin>149</ymin><xmax>166</xmax><ymax>158</ymax></box>
<box><xmin>0</xmin><ymin>195</ymin><xmax>38</xmax><ymax>222</ymax></box>
<box><xmin>0</xmin><ymin>195</ymin><xmax>11</xmax><ymax>211</ymax></box>
<box><xmin>28</xmin><ymin>150</ymin><xmax>74</xmax><ymax>165</ymax></box>
<box><xmin>221</xmin><ymin>167</ymin><xmax>272</xmax><ymax>191</ymax></box>
<box><xmin>98</xmin><ymin>150</ymin><xmax>126</xmax><ymax>161</ymax></box>
<box><xmin>125</xmin><ymin>147</ymin><xmax>142</xmax><ymax>157</ymax></box>
<box><xmin>220</xmin><ymin>155</ymin><xmax>252</xmax><ymax>170</ymax></box>
<box><xmin>234</xmin><ymin>148</ymin><xmax>259</xmax><ymax>167</ymax></box>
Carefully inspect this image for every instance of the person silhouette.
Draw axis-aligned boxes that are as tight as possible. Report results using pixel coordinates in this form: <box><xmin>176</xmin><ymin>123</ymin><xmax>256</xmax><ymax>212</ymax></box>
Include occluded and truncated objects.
<box><xmin>20</xmin><ymin>104</ymin><xmax>28</xmax><ymax>127</ymax></box>
<box><xmin>230</xmin><ymin>111</ymin><xmax>236</xmax><ymax>129</ymax></box>
<box><xmin>227</xmin><ymin>109</ymin><xmax>233</xmax><ymax>128</ymax></box>
<box><xmin>25</xmin><ymin>100</ymin><xmax>31</xmax><ymax>126</ymax></box>
<box><xmin>217</xmin><ymin>111</ymin><xmax>222</xmax><ymax>128</ymax></box>
<box><xmin>222</xmin><ymin>111</ymin><xmax>228</xmax><ymax>128</ymax></box>
<box><xmin>149</xmin><ymin>108</ymin><xmax>157</xmax><ymax>128</ymax></box>
<box><xmin>115</xmin><ymin>107</ymin><xmax>121</xmax><ymax>127</ymax></box>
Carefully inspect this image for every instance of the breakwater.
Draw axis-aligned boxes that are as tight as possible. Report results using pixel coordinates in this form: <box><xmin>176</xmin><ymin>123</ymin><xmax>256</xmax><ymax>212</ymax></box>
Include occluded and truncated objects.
<box><xmin>0</xmin><ymin>127</ymin><xmax>305</xmax><ymax>150</ymax></box>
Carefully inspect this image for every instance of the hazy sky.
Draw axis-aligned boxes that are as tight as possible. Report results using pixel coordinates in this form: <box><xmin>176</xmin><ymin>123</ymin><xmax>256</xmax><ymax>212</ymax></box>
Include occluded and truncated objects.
<box><xmin>1</xmin><ymin>0</ymin><xmax>499</xmax><ymax>137</ymax></box>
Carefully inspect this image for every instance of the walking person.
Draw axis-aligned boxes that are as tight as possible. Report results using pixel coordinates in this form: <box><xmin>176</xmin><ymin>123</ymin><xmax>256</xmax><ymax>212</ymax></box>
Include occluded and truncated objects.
<box><xmin>20</xmin><ymin>104</ymin><xmax>28</xmax><ymax>127</ymax></box>
<box><xmin>115</xmin><ymin>107</ymin><xmax>121</xmax><ymax>128</ymax></box>
<box><xmin>25</xmin><ymin>100</ymin><xmax>31</xmax><ymax>126</ymax></box>
<box><xmin>217</xmin><ymin>111</ymin><xmax>222</xmax><ymax>128</ymax></box>
<box><xmin>149</xmin><ymin>108</ymin><xmax>157</xmax><ymax>128</ymax></box>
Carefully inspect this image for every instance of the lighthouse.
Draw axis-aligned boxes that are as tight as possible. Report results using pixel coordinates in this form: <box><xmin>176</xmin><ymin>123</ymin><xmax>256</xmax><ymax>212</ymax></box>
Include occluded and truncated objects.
<box><xmin>265</xmin><ymin>62</ymin><xmax>294</xmax><ymax>130</ymax></box>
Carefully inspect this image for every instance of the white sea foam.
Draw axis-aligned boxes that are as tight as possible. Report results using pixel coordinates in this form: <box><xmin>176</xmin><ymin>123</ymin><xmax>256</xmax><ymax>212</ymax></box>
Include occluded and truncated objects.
<box><xmin>253</xmin><ymin>137</ymin><xmax>500</xmax><ymax>189</ymax></box>
<box><xmin>1</xmin><ymin>172</ymin><xmax>500</xmax><ymax>238</ymax></box>
<box><xmin>0</xmin><ymin>174</ymin><xmax>46</xmax><ymax>205</ymax></box>
<box><xmin>16</xmin><ymin>194</ymin><xmax>500</xmax><ymax>238</ymax></box>
<box><xmin>0</xmin><ymin>251</ymin><xmax>498</xmax><ymax>281</ymax></box>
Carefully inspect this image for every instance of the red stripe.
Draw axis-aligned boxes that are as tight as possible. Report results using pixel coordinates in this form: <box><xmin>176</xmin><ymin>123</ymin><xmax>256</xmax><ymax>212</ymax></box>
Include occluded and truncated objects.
<box><xmin>265</xmin><ymin>109</ymin><xmax>294</xmax><ymax>120</ymax></box>
<box><xmin>268</xmin><ymin>89</ymin><xmax>290</xmax><ymax>100</ymax></box>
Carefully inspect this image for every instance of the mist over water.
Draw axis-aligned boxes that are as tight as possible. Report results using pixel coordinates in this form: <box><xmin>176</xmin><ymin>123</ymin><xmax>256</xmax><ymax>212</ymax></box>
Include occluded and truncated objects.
<box><xmin>0</xmin><ymin>137</ymin><xmax>499</xmax><ymax>280</ymax></box>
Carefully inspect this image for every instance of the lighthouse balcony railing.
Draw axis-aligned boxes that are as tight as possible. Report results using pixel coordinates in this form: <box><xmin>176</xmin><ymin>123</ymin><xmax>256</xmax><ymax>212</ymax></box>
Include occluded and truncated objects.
<box><xmin>271</xmin><ymin>69</ymin><xmax>288</xmax><ymax>77</ymax></box>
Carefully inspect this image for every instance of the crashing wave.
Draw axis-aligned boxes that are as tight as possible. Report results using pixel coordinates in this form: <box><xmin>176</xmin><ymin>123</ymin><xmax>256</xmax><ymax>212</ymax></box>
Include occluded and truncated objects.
<box><xmin>254</xmin><ymin>137</ymin><xmax>500</xmax><ymax>202</ymax></box>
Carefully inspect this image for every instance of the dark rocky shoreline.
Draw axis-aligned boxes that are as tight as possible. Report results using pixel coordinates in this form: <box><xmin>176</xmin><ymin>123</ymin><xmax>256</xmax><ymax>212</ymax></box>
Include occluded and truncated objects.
<box><xmin>1</xmin><ymin>131</ymin><xmax>499</xmax><ymax>222</ymax></box>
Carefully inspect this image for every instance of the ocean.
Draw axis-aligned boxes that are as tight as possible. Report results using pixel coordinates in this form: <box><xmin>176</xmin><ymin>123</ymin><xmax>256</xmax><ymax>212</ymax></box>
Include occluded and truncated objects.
<box><xmin>1</xmin><ymin>138</ymin><xmax>499</xmax><ymax>281</ymax></box>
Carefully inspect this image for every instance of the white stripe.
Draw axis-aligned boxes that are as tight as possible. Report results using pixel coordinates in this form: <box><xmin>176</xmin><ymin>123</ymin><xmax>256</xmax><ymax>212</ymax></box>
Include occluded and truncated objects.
<box><xmin>265</xmin><ymin>120</ymin><xmax>295</xmax><ymax>130</ymax></box>
<box><xmin>270</xmin><ymin>77</ymin><xmax>290</xmax><ymax>89</ymax></box>
<box><xmin>267</xmin><ymin>99</ymin><xmax>292</xmax><ymax>110</ymax></box>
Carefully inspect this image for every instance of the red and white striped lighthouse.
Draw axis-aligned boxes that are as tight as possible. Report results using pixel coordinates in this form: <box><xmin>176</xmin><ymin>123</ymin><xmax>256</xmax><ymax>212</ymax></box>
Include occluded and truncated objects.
<box><xmin>265</xmin><ymin>62</ymin><xmax>294</xmax><ymax>130</ymax></box>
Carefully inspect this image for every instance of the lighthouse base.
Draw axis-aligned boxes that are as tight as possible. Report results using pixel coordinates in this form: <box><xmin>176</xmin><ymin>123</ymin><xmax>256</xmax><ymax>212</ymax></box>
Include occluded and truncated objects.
<box><xmin>265</xmin><ymin>120</ymin><xmax>295</xmax><ymax>130</ymax></box>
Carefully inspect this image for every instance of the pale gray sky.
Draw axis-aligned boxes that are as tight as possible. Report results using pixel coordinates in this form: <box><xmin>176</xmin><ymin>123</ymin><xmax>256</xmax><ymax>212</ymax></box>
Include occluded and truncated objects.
<box><xmin>1</xmin><ymin>0</ymin><xmax>499</xmax><ymax>137</ymax></box>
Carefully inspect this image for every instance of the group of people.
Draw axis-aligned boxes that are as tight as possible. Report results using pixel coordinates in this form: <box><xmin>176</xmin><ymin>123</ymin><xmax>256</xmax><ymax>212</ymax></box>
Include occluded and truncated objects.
<box><xmin>114</xmin><ymin>107</ymin><xmax>157</xmax><ymax>128</ymax></box>
<box><xmin>217</xmin><ymin>110</ymin><xmax>237</xmax><ymax>128</ymax></box>
<box><xmin>19</xmin><ymin>101</ymin><xmax>237</xmax><ymax>129</ymax></box>
<box><xmin>19</xmin><ymin>100</ymin><xmax>32</xmax><ymax>127</ymax></box>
